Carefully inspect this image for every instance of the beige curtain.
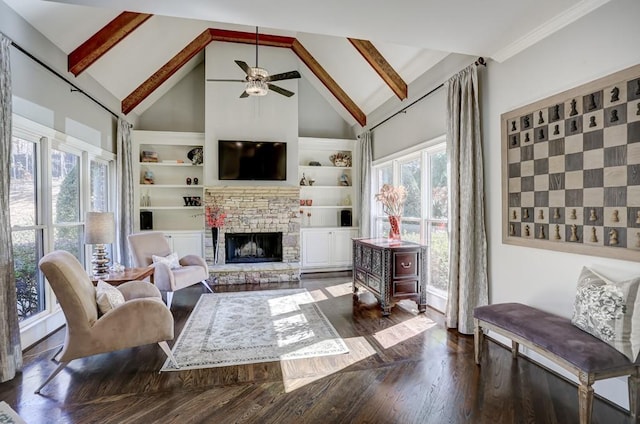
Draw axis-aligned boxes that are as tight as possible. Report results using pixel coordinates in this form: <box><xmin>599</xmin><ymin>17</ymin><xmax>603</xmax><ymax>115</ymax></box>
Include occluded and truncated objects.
<box><xmin>0</xmin><ymin>32</ymin><xmax>23</xmax><ymax>382</ymax></box>
<box><xmin>445</xmin><ymin>64</ymin><xmax>488</xmax><ymax>334</ymax></box>
<box><xmin>116</xmin><ymin>118</ymin><xmax>134</xmax><ymax>267</ymax></box>
<box><xmin>357</xmin><ymin>131</ymin><xmax>373</xmax><ymax>237</ymax></box>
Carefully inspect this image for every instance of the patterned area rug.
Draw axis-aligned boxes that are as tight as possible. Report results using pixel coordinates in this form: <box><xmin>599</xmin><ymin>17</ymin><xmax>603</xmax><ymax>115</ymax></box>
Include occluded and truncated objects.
<box><xmin>161</xmin><ymin>288</ymin><xmax>349</xmax><ymax>371</ymax></box>
<box><xmin>0</xmin><ymin>402</ymin><xmax>27</xmax><ymax>424</ymax></box>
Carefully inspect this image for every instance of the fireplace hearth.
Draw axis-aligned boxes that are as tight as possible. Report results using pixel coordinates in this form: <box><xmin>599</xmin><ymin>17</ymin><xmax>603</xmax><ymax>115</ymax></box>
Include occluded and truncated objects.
<box><xmin>225</xmin><ymin>232</ymin><xmax>283</xmax><ymax>264</ymax></box>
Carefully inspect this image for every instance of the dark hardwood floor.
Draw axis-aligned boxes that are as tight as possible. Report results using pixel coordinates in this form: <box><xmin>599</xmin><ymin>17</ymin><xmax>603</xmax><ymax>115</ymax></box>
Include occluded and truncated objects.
<box><xmin>0</xmin><ymin>274</ymin><xmax>632</xmax><ymax>423</ymax></box>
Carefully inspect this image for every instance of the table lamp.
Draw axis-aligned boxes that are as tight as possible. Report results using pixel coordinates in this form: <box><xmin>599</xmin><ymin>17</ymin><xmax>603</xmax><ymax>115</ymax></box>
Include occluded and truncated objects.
<box><xmin>85</xmin><ymin>212</ymin><xmax>115</xmax><ymax>277</ymax></box>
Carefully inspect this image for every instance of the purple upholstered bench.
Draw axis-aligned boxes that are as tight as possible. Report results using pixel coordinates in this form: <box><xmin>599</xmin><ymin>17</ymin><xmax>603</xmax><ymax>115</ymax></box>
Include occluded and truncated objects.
<box><xmin>474</xmin><ymin>302</ymin><xmax>640</xmax><ymax>424</ymax></box>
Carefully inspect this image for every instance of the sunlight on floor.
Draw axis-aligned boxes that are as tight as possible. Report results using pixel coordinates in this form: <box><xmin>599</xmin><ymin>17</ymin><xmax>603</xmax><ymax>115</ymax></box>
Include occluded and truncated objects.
<box><xmin>373</xmin><ymin>316</ymin><xmax>437</xmax><ymax>349</ymax></box>
<box><xmin>274</xmin><ymin>313</ymin><xmax>313</xmax><ymax>347</ymax></box>
<box><xmin>280</xmin><ymin>336</ymin><xmax>376</xmax><ymax>393</ymax></box>
<box><xmin>324</xmin><ymin>282</ymin><xmax>353</xmax><ymax>298</ymax></box>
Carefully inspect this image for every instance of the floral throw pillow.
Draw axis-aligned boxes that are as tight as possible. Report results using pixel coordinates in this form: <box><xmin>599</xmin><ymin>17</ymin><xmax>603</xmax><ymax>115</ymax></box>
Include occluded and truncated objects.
<box><xmin>152</xmin><ymin>252</ymin><xmax>181</xmax><ymax>269</ymax></box>
<box><xmin>571</xmin><ymin>266</ymin><xmax>640</xmax><ymax>361</ymax></box>
<box><xmin>95</xmin><ymin>280</ymin><xmax>125</xmax><ymax>314</ymax></box>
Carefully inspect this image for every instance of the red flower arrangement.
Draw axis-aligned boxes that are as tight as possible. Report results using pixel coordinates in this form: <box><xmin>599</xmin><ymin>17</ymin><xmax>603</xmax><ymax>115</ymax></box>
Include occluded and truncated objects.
<box><xmin>205</xmin><ymin>204</ymin><xmax>226</xmax><ymax>228</ymax></box>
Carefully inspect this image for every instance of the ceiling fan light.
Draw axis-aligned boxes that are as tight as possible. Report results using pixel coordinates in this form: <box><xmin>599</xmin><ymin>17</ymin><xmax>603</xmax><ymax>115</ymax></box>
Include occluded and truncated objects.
<box><xmin>249</xmin><ymin>67</ymin><xmax>268</xmax><ymax>79</ymax></box>
<box><xmin>246</xmin><ymin>80</ymin><xmax>268</xmax><ymax>96</ymax></box>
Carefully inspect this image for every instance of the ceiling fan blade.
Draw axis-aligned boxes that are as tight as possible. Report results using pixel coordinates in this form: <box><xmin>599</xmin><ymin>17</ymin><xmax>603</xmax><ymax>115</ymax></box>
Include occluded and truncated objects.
<box><xmin>268</xmin><ymin>84</ymin><xmax>295</xmax><ymax>97</ymax></box>
<box><xmin>239</xmin><ymin>90</ymin><xmax>249</xmax><ymax>98</ymax></box>
<box><xmin>235</xmin><ymin>60</ymin><xmax>251</xmax><ymax>75</ymax></box>
<box><xmin>266</xmin><ymin>70</ymin><xmax>301</xmax><ymax>82</ymax></box>
<box><xmin>206</xmin><ymin>79</ymin><xmax>246</xmax><ymax>83</ymax></box>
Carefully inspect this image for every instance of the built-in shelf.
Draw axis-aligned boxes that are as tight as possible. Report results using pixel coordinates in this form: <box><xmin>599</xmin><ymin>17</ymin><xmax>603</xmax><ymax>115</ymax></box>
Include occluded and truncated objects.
<box><xmin>299</xmin><ymin>165</ymin><xmax>352</xmax><ymax>171</ymax></box>
<box><xmin>139</xmin><ymin>162</ymin><xmax>203</xmax><ymax>168</ymax></box>
<box><xmin>139</xmin><ymin>206</ymin><xmax>202</xmax><ymax>210</ymax></box>
<box><xmin>138</xmin><ymin>184</ymin><xmax>203</xmax><ymax>189</ymax></box>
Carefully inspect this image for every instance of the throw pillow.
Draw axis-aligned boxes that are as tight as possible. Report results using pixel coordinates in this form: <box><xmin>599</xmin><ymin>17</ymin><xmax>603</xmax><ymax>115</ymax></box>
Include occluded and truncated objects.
<box><xmin>95</xmin><ymin>280</ymin><xmax>125</xmax><ymax>314</ymax></box>
<box><xmin>152</xmin><ymin>252</ymin><xmax>181</xmax><ymax>269</ymax></box>
<box><xmin>571</xmin><ymin>266</ymin><xmax>640</xmax><ymax>361</ymax></box>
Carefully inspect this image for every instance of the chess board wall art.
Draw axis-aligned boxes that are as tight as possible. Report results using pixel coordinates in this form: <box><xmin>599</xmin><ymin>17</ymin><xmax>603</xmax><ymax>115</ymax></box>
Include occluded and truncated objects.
<box><xmin>502</xmin><ymin>63</ymin><xmax>640</xmax><ymax>262</ymax></box>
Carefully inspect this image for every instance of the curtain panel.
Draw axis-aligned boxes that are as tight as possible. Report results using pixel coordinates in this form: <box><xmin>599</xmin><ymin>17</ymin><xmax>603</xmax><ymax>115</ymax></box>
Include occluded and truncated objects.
<box><xmin>0</xmin><ymin>32</ymin><xmax>23</xmax><ymax>382</ymax></box>
<box><xmin>445</xmin><ymin>64</ymin><xmax>489</xmax><ymax>334</ymax></box>
<box><xmin>358</xmin><ymin>131</ymin><xmax>373</xmax><ymax>237</ymax></box>
<box><xmin>116</xmin><ymin>118</ymin><xmax>134</xmax><ymax>267</ymax></box>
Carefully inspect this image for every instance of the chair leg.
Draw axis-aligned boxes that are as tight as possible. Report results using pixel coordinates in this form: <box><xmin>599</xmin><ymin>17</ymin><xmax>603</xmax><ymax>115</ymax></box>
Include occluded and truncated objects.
<box><xmin>166</xmin><ymin>291</ymin><xmax>174</xmax><ymax>309</ymax></box>
<box><xmin>158</xmin><ymin>341</ymin><xmax>179</xmax><ymax>369</ymax></box>
<box><xmin>35</xmin><ymin>361</ymin><xmax>70</xmax><ymax>394</ymax></box>
<box><xmin>201</xmin><ymin>280</ymin><xmax>213</xmax><ymax>293</ymax></box>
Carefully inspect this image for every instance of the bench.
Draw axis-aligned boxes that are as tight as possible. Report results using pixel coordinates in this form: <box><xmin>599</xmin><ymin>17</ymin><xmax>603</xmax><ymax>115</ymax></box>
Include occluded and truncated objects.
<box><xmin>474</xmin><ymin>302</ymin><xmax>640</xmax><ymax>424</ymax></box>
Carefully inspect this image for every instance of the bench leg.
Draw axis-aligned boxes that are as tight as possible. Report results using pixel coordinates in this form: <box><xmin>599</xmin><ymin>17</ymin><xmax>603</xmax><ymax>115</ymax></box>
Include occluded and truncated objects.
<box><xmin>578</xmin><ymin>371</ymin><xmax>595</xmax><ymax>424</ymax></box>
<box><xmin>474</xmin><ymin>318</ymin><xmax>484</xmax><ymax>365</ymax></box>
<box><xmin>511</xmin><ymin>340</ymin><xmax>519</xmax><ymax>359</ymax></box>
<box><xmin>629</xmin><ymin>369</ymin><xmax>640</xmax><ymax>423</ymax></box>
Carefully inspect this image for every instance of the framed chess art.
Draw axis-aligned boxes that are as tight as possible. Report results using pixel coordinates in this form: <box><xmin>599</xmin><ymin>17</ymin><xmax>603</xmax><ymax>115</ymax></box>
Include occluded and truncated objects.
<box><xmin>501</xmin><ymin>63</ymin><xmax>640</xmax><ymax>262</ymax></box>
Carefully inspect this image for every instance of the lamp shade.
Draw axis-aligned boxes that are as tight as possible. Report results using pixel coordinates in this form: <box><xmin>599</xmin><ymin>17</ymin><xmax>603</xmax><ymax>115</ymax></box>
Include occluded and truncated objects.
<box><xmin>84</xmin><ymin>212</ymin><xmax>115</xmax><ymax>244</ymax></box>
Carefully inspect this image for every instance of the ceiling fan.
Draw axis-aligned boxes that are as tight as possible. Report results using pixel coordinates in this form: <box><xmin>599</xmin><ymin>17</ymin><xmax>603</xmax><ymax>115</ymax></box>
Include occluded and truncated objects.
<box><xmin>207</xmin><ymin>27</ymin><xmax>301</xmax><ymax>98</ymax></box>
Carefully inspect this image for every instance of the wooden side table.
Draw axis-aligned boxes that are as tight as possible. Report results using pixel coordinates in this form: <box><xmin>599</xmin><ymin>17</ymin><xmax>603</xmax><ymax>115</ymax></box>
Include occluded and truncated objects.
<box><xmin>91</xmin><ymin>267</ymin><xmax>154</xmax><ymax>286</ymax></box>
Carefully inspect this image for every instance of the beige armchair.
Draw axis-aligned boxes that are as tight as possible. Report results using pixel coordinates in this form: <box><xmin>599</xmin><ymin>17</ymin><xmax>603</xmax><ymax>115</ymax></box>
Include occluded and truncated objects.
<box><xmin>128</xmin><ymin>231</ymin><xmax>212</xmax><ymax>309</ymax></box>
<box><xmin>36</xmin><ymin>250</ymin><xmax>177</xmax><ymax>394</ymax></box>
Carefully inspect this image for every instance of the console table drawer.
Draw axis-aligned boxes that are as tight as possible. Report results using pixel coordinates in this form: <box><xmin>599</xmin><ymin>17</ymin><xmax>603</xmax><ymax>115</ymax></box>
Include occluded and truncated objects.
<box><xmin>394</xmin><ymin>252</ymin><xmax>418</xmax><ymax>278</ymax></box>
<box><xmin>393</xmin><ymin>279</ymin><xmax>419</xmax><ymax>296</ymax></box>
<box><xmin>355</xmin><ymin>269</ymin><xmax>367</xmax><ymax>285</ymax></box>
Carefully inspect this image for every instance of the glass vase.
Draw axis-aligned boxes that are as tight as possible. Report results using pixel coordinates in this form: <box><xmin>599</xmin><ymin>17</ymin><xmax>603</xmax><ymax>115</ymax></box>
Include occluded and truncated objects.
<box><xmin>388</xmin><ymin>215</ymin><xmax>401</xmax><ymax>240</ymax></box>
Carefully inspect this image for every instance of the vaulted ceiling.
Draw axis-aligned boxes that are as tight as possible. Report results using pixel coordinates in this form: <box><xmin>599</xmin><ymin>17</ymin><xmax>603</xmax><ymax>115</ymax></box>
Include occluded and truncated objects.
<box><xmin>4</xmin><ymin>0</ymin><xmax>610</xmax><ymax>127</ymax></box>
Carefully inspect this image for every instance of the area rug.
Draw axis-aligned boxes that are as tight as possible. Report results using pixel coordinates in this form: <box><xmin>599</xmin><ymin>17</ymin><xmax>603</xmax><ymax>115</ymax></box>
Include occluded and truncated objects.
<box><xmin>0</xmin><ymin>402</ymin><xmax>27</xmax><ymax>424</ymax></box>
<box><xmin>161</xmin><ymin>288</ymin><xmax>349</xmax><ymax>371</ymax></box>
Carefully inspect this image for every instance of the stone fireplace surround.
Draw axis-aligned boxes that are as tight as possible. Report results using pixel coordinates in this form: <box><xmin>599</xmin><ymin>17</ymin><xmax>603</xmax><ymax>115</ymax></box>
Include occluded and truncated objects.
<box><xmin>204</xmin><ymin>186</ymin><xmax>300</xmax><ymax>284</ymax></box>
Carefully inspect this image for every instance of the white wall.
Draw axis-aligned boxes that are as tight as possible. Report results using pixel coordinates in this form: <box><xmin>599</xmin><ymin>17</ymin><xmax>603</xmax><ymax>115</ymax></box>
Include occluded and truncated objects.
<box><xmin>0</xmin><ymin>0</ymin><xmax>125</xmax><ymax>152</ymax></box>
<box><xmin>298</xmin><ymin>77</ymin><xmax>354</xmax><ymax>139</ymax></box>
<box><xmin>137</xmin><ymin>61</ymin><xmax>205</xmax><ymax>132</ymax></box>
<box><xmin>204</xmin><ymin>42</ymin><xmax>299</xmax><ymax>186</ymax></box>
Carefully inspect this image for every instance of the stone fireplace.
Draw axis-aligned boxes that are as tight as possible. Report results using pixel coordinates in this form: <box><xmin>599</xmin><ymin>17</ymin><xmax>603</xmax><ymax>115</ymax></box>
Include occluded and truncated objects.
<box><xmin>204</xmin><ymin>186</ymin><xmax>300</xmax><ymax>284</ymax></box>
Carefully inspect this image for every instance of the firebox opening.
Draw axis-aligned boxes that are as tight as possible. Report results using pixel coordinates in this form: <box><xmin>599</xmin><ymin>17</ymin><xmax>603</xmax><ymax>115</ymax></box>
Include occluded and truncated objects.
<box><xmin>225</xmin><ymin>232</ymin><xmax>283</xmax><ymax>264</ymax></box>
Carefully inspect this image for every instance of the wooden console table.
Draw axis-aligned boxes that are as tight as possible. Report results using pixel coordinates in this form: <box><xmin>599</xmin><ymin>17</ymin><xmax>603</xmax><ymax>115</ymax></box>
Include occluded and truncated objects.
<box><xmin>91</xmin><ymin>267</ymin><xmax>154</xmax><ymax>286</ymax></box>
<box><xmin>352</xmin><ymin>238</ymin><xmax>427</xmax><ymax>316</ymax></box>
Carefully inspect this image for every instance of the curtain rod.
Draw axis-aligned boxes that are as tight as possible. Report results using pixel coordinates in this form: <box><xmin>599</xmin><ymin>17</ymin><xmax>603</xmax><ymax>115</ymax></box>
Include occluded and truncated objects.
<box><xmin>368</xmin><ymin>57</ymin><xmax>486</xmax><ymax>133</ymax></box>
<box><xmin>9</xmin><ymin>40</ymin><xmax>120</xmax><ymax>120</ymax></box>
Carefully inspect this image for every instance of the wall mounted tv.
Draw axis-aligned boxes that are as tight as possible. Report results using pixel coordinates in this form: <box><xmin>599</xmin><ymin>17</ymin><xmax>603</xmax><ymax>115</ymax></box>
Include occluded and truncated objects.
<box><xmin>218</xmin><ymin>140</ymin><xmax>287</xmax><ymax>181</ymax></box>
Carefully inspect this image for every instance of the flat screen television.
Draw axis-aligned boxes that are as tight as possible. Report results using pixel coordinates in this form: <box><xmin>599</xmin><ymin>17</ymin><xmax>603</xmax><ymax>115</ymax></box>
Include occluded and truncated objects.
<box><xmin>218</xmin><ymin>140</ymin><xmax>287</xmax><ymax>181</ymax></box>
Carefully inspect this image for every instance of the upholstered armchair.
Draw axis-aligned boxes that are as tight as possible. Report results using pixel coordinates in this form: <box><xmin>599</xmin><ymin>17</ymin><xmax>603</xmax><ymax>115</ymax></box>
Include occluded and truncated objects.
<box><xmin>36</xmin><ymin>250</ymin><xmax>177</xmax><ymax>394</ymax></box>
<box><xmin>128</xmin><ymin>231</ymin><xmax>212</xmax><ymax>309</ymax></box>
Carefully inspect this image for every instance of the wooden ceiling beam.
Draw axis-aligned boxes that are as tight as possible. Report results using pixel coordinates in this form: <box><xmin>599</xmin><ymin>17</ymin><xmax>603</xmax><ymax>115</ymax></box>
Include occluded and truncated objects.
<box><xmin>209</xmin><ymin>28</ymin><xmax>295</xmax><ymax>48</ymax></box>
<box><xmin>348</xmin><ymin>38</ymin><xmax>407</xmax><ymax>100</ymax></box>
<box><xmin>68</xmin><ymin>11</ymin><xmax>152</xmax><ymax>76</ymax></box>
<box><xmin>122</xmin><ymin>29</ymin><xmax>213</xmax><ymax>115</ymax></box>
<box><xmin>292</xmin><ymin>39</ymin><xmax>366</xmax><ymax>127</ymax></box>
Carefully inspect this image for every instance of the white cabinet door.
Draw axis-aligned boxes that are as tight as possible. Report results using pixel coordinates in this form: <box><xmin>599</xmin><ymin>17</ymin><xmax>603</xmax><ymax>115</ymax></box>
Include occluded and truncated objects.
<box><xmin>301</xmin><ymin>230</ymin><xmax>332</xmax><ymax>268</ymax></box>
<box><xmin>331</xmin><ymin>229</ymin><xmax>356</xmax><ymax>267</ymax></box>
<box><xmin>165</xmin><ymin>231</ymin><xmax>204</xmax><ymax>258</ymax></box>
<box><xmin>301</xmin><ymin>228</ymin><xmax>357</xmax><ymax>270</ymax></box>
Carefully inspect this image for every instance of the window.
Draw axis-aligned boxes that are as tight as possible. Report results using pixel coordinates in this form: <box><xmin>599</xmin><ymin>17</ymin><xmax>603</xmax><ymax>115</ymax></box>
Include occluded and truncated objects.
<box><xmin>10</xmin><ymin>117</ymin><xmax>115</xmax><ymax>347</ymax></box>
<box><xmin>10</xmin><ymin>136</ymin><xmax>45</xmax><ymax>322</ymax></box>
<box><xmin>372</xmin><ymin>136</ymin><xmax>449</xmax><ymax>311</ymax></box>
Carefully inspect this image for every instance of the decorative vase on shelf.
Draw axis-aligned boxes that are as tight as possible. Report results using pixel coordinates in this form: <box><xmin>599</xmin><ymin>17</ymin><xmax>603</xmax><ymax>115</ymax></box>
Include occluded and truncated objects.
<box><xmin>388</xmin><ymin>215</ymin><xmax>401</xmax><ymax>240</ymax></box>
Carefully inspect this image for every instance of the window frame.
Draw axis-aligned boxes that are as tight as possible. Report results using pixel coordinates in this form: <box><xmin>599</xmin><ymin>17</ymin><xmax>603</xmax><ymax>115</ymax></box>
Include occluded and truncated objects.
<box><xmin>11</xmin><ymin>115</ymin><xmax>115</xmax><ymax>348</ymax></box>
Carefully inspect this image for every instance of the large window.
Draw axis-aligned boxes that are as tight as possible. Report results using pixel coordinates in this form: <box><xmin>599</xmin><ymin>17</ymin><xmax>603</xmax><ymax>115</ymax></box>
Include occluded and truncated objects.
<box><xmin>10</xmin><ymin>117</ymin><xmax>115</xmax><ymax>346</ymax></box>
<box><xmin>372</xmin><ymin>136</ymin><xmax>449</xmax><ymax>310</ymax></box>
